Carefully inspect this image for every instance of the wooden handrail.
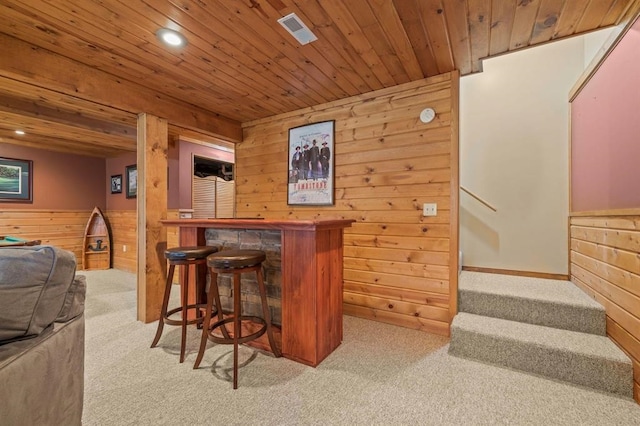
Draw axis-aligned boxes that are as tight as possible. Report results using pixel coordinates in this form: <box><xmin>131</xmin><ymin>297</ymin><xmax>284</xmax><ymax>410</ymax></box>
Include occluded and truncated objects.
<box><xmin>460</xmin><ymin>186</ymin><xmax>497</xmax><ymax>212</ymax></box>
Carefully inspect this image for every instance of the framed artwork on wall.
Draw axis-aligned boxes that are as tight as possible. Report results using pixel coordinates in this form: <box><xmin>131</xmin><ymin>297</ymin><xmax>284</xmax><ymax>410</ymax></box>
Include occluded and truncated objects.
<box><xmin>125</xmin><ymin>165</ymin><xmax>137</xmax><ymax>199</ymax></box>
<box><xmin>0</xmin><ymin>157</ymin><xmax>33</xmax><ymax>203</ymax></box>
<box><xmin>110</xmin><ymin>174</ymin><xmax>122</xmax><ymax>194</ymax></box>
<box><xmin>287</xmin><ymin>120</ymin><xmax>335</xmax><ymax>206</ymax></box>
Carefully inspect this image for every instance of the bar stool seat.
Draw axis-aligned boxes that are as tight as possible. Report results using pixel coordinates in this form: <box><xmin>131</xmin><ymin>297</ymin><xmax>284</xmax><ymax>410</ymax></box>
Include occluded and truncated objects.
<box><xmin>151</xmin><ymin>245</ymin><xmax>220</xmax><ymax>363</ymax></box>
<box><xmin>194</xmin><ymin>249</ymin><xmax>281</xmax><ymax>389</ymax></box>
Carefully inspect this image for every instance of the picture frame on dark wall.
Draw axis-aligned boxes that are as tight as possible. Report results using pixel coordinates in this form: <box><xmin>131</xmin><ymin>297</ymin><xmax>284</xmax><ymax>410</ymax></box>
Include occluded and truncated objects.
<box><xmin>287</xmin><ymin>120</ymin><xmax>335</xmax><ymax>206</ymax></box>
<box><xmin>125</xmin><ymin>165</ymin><xmax>137</xmax><ymax>199</ymax></box>
<box><xmin>110</xmin><ymin>174</ymin><xmax>122</xmax><ymax>194</ymax></box>
<box><xmin>0</xmin><ymin>157</ymin><xmax>33</xmax><ymax>203</ymax></box>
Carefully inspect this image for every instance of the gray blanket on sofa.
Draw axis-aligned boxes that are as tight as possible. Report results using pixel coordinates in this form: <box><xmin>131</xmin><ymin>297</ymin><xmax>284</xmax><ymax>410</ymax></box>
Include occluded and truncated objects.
<box><xmin>0</xmin><ymin>245</ymin><xmax>86</xmax><ymax>426</ymax></box>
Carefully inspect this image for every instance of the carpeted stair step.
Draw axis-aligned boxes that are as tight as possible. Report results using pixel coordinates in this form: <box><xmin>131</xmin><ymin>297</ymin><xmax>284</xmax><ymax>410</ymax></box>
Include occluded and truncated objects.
<box><xmin>459</xmin><ymin>271</ymin><xmax>605</xmax><ymax>335</ymax></box>
<box><xmin>449</xmin><ymin>312</ymin><xmax>633</xmax><ymax>397</ymax></box>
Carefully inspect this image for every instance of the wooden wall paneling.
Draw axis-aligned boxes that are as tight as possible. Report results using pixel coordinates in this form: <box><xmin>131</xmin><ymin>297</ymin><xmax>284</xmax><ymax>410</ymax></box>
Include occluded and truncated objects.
<box><xmin>238</xmin><ymin>74</ymin><xmax>457</xmax><ymax>337</ymax></box>
<box><xmin>105</xmin><ymin>210</ymin><xmax>137</xmax><ymax>272</ymax></box>
<box><xmin>449</xmin><ymin>69</ymin><xmax>460</xmax><ymax>320</ymax></box>
<box><xmin>570</xmin><ymin>214</ymin><xmax>640</xmax><ymax>403</ymax></box>
<box><xmin>0</xmin><ymin>209</ymin><xmax>90</xmax><ymax>267</ymax></box>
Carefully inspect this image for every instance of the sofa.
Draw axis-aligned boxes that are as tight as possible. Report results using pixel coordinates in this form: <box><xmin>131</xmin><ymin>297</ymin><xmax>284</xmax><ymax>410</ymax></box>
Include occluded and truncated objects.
<box><xmin>0</xmin><ymin>245</ymin><xmax>86</xmax><ymax>426</ymax></box>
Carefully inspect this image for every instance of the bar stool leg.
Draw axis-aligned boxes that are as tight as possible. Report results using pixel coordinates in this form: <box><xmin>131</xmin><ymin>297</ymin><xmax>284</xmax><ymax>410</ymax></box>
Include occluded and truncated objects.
<box><xmin>232</xmin><ymin>272</ymin><xmax>241</xmax><ymax>389</ymax></box>
<box><xmin>209</xmin><ymin>272</ymin><xmax>230</xmax><ymax>340</ymax></box>
<box><xmin>179</xmin><ymin>263</ymin><xmax>190</xmax><ymax>363</ymax></box>
<box><xmin>195</xmin><ymin>261</ymin><xmax>207</xmax><ymax>324</ymax></box>
<box><xmin>151</xmin><ymin>263</ymin><xmax>175</xmax><ymax>348</ymax></box>
<box><xmin>194</xmin><ymin>271</ymin><xmax>217</xmax><ymax>369</ymax></box>
<box><xmin>256</xmin><ymin>267</ymin><xmax>281</xmax><ymax>357</ymax></box>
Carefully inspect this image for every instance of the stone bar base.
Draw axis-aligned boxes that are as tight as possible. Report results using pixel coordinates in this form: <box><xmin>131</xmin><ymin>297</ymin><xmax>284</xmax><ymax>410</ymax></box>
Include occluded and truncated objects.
<box><xmin>205</xmin><ymin>228</ymin><xmax>282</xmax><ymax>325</ymax></box>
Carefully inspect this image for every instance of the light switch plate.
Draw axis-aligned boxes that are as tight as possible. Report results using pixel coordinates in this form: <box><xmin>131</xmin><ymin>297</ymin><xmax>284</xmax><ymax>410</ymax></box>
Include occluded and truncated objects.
<box><xmin>423</xmin><ymin>203</ymin><xmax>437</xmax><ymax>216</ymax></box>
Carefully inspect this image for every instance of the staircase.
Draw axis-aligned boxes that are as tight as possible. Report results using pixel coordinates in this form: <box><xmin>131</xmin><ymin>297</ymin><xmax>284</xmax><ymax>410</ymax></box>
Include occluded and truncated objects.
<box><xmin>449</xmin><ymin>271</ymin><xmax>633</xmax><ymax>397</ymax></box>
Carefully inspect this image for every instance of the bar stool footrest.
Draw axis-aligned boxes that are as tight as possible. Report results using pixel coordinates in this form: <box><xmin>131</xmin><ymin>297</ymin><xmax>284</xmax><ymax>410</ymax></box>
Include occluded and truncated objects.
<box><xmin>164</xmin><ymin>303</ymin><xmax>214</xmax><ymax>326</ymax></box>
<box><xmin>208</xmin><ymin>316</ymin><xmax>267</xmax><ymax>345</ymax></box>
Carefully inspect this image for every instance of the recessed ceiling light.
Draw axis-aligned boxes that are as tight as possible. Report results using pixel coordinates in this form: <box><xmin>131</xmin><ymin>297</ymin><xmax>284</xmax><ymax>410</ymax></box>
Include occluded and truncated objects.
<box><xmin>15</xmin><ymin>130</ymin><xmax>25</xmax><ymax>135</ymax></box>
<box><xmin>156</xmin><ymin>28</ymin><xmax>187</xmax><ymax>48</ymax></box>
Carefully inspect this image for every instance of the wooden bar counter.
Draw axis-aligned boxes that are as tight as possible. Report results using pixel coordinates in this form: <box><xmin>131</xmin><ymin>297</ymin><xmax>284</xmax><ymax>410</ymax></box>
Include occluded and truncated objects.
<box><xmin>160</xmin><ymin>218</ymin><xmax>355</xmax><ymax>367</ymax></box>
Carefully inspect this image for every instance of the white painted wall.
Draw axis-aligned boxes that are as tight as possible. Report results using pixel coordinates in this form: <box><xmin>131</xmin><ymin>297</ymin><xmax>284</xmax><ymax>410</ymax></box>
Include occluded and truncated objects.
<box><xmin>459</xmin><ymin>31</ymin><xmax>610</xmax><ymax>275</ymax></box>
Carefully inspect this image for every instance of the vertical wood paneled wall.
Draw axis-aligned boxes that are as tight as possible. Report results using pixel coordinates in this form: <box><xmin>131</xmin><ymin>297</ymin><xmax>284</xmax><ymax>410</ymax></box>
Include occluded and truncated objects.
<box><xmin>105</xmin><ymin>209</ymin><xmax>179</xmax><ymax>273</ymax></box>
<box><xmin>238</xmin><ymin>73</ymin><xmax>459</xmax><ymax>336</ymax></box>
<box><xmin>0</xmin><ymin>209</ymin><xmax>91</xmax><ymax>268</ymax></box>
<box><xmin>570</xmin><ymin>213</ymin><xmax>640</xmax><ymax>402</ymax></box>
<box><xmin>105</xmin><ymin>210</ymin><xmax>137</xmax><ymax>272</ymax></box>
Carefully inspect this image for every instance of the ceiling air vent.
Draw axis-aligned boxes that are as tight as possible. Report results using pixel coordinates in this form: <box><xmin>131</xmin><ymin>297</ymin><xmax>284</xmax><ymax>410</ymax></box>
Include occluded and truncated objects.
<box><xmin>277</xmin><ymin>12</ymin><xmax>317</xmax><ymax>45</ymax></box>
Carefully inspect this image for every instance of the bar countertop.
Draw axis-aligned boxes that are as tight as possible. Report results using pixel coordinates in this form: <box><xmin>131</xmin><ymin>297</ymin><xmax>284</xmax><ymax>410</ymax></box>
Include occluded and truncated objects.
<box><xmin>160</xmin><ymin>218</ymin><xmax>355</xmax><ymax>231</ymax></box>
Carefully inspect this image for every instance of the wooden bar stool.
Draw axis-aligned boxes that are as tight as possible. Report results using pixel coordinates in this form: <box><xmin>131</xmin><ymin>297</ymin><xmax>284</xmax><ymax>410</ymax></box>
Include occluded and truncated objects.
<box><xmin>194</xmin><ymin>249</ymin><xmax>281</xmax><ymax>389</ymax></box>
<box><xmin>151</xmin><ymin>246</ymin><xmax>221</xmax><ymax>363</ymax></box>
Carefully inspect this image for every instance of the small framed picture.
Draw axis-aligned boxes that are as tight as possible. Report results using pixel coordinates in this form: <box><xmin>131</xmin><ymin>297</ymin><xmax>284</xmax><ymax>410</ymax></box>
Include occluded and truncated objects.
<box><xmin>0</xmin><ymin>157</ymin><xmax>33</xmax><ymax>203</ymax></box>
<box><xmin>125</xmin><ymin>164</ymin><xmax>137</xmax><ymax>199</ymax></box>
<box><xmin>110</xmin><ymin>174</ymin><xmax>122</xmax><ymax>194</ymax></box>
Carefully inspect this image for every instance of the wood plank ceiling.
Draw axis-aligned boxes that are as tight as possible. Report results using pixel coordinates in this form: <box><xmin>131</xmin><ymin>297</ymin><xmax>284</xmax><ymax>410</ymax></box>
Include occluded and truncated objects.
<box><xmin>0</xmin><ymin>0</ymin><xmax>638</xmax><ymax>157</ymax></box>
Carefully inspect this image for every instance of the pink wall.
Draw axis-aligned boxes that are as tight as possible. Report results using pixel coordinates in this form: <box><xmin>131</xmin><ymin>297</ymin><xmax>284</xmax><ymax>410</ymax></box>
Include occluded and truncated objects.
<box><xmin>105</xmin><ymin>152</ymin><xmax>137</xmax><ymax>210</ymax></box>
<box><xmin>1</xmin><ymin>139</ymin><xmax>230</xmax><ymax>212</ymax></box>
<box><xmin>177</xmin><ymin>141</ymin><xmax>234</xmax><ymax>210</ymax></box>
<box><xmin>105</xmin><ymin>140</ymin><xmax>231</xmax><ymax>210</ymax></box>
<box><xmin>571</xmin><ymin>18</ymin><xmax>640</xmax><ymax>211</ymax></box>
<box><xmin>1</xmin><ymin>144</ymin><xmax>105</xmax><ymax>210</ymax></box>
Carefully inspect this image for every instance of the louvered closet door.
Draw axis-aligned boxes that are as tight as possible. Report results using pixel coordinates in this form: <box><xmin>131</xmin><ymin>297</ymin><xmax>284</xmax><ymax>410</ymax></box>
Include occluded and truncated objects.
<box><xmin>216</xmin><ymin>179</ymin><xmax>235</xmax><ymax>218</ymax></box>
<box><xmin>192</xmin><ymin>175</ymin><xmax>216</xmax><ymax>219</ymax></box>
<box><xmin>192</xmin><ymin>175</ymin><xmax>236</xmax><ymax>218</ymax></box>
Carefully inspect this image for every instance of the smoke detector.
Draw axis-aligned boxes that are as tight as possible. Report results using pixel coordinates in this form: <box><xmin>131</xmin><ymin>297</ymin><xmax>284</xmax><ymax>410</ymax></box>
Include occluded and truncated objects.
<box><xmin>277</xmin><ymin>13</ymin><xmax>317</xmax><ymax>45</ymax></box>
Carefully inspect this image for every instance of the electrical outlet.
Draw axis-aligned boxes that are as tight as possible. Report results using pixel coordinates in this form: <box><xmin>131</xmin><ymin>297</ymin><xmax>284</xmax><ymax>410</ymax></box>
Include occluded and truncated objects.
<box><xmin>122</xmin><ymin>245</ymin><xmax>127</xmax><ymax>252</ymax></box>
<box><xmin>423</xmin><ymin>203</ymin><xmax>437</xmax><ymax>216</ymax></box>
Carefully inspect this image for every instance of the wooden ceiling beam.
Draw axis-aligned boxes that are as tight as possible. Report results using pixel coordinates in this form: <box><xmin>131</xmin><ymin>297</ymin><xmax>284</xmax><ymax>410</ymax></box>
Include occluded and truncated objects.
<box><xmin>0</xmin><ymin>33</ymin><xmax>242</xmax><ymax>143</ymax></box>
<box><xmin>0</xmin><ymin>93</ymin><xmax>136</xmax><ymax>140</ymax></box>
<box><xmin>0</xmin><ymin>111</ymin><xmax>134</xmax><ymax>149</ymax></box>
<box><xmin>0</xmin><ymin>129</ymin><xmax>131</xmax><ymax>157</ymax></box>
<box><xmin>0</xmin><ymin>77</ymin><xmax>137</xmax><ymax>126</ymax></box>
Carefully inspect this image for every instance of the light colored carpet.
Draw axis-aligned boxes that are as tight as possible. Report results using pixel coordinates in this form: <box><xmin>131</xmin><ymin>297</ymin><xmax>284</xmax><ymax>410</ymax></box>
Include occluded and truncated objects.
<box><xmin>82</xmin><ymin>270</ymin><xmax>640</xmax><ymax>425</ymax></box>
<box><xmin>458</xmin><ymin>271</ymin><xmax>605</xmax><ymax>335</ymax></box>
